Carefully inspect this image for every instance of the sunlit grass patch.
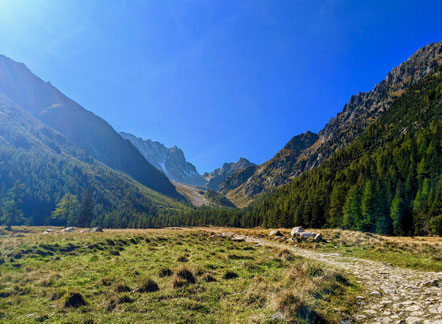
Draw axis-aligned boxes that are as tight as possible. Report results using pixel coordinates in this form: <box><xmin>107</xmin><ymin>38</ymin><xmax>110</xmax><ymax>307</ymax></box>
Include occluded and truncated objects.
<box><xmin>0</xmin><ymin>228</ymin><xmax>362</xmax><ymax>322</ymax></box>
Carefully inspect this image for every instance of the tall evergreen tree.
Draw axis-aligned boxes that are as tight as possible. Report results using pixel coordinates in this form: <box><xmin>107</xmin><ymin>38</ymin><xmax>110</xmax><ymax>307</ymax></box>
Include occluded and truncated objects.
<box><xmin>359</xmin><ymin>180</ymin><xmax>375</xmax><ymax>232</ymax></box>
<box><xmin>78</xmin><ymin>189</ymin><xmax>94</xmax><ymax>227</ymax></box>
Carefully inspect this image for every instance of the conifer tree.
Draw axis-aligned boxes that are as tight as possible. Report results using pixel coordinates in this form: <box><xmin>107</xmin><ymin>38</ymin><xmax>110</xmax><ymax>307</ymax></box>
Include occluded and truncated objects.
<box><xmin>78</xmin><ymin>189</ymin><xmax>94</xmax><ymax>227</ymax></box>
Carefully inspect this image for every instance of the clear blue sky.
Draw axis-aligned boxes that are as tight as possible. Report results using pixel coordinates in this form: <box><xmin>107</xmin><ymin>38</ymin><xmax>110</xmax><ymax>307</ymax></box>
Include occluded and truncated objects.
<box><xmin>0</xmin><ymin>0</ymin><xmax>441</xmax><ymax>173</ymax></box>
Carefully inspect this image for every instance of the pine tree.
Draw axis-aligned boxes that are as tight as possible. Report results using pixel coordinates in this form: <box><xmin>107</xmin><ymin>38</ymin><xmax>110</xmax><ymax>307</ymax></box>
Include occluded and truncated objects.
<box><xmin>342</xmin><ymin>185</ymin><xmax>361</xmax><ymax>230</ymax></box>
<box><xmin>390</xmin><ymin>183</ymin><xmax>405</xmax><ymax>235</ymax></box>
<box><xmin>78</xmin><ymin>189</ymin><xmax>94</xmax><ymax>227</ymax></box>
<box><xmin>359</xmin><ymin>180</ymin><xmax>375</xmax><ymax>232</ymax></box>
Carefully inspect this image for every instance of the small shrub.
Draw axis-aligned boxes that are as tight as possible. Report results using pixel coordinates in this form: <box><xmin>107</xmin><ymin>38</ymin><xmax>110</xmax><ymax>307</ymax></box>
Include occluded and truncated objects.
<box><xmin>64</xmin><ymin>291</ymin><xmax>87</xmax><ymax>308</ymax></box>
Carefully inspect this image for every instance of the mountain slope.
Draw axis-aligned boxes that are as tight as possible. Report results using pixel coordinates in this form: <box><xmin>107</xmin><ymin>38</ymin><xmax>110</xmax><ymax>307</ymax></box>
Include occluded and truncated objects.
<box><xmin>0</xmin><ymin>54</ymin><xmax>181</xmax><ymax>199</ymax></box>
<box><xmin>120</xmin><ymin>132</ymin><xmax>206</xmax><ymax>187</ymax></box>
<box><xmin>203</xmin><ymin>158</ymin><xmax>256</xmax><ymax>191</ymax></box>
<box><xmin>245</xmin><ymin>67</ymin><xmax>442</xmax><ymax>235</ymax></box>
<box><xmin>222</xmin><ymin>41</ymin><xmax>442</xmax><ymax>207</ymax></box>
<box><xmin>0</xmin><ymin>96</ymin><xmax>187</xmax><ymax>226</ymax></box>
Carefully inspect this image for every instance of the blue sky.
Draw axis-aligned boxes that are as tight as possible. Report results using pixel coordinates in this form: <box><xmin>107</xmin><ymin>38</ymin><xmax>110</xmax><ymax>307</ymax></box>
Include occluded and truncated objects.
<box><xmin>0</xmin><ymin>0</ymin><xmax>441</xmax><ymax>173</ymax></box>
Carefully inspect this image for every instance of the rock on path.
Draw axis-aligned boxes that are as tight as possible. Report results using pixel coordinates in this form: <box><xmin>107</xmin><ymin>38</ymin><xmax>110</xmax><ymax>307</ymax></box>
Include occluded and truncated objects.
<box><xmin>226</xmin><ymin>232</ymin><xmax>442</xmax><ymax>324</ymax></box>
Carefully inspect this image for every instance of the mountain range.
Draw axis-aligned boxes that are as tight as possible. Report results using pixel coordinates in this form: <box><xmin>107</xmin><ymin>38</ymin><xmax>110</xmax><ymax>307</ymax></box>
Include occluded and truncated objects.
<box><xmin>0</xmin><ymin>41</ymin><xmax>440</xmax><ymax>233</ymax></box>
<box><xmin>0</xmin><ymin>54</ymin><xmax>181</xmax><ymax>200</ymax></box>
<box><xmin>0</xmin><ymin>54</ymin><xmax>188</xmax><ymax>226</ymax></box>
<box><xmin>120</xmin><ymin>132</ymin><xmax>207</xmax><ymax>187</ymax></box>
<box><xmin>219</xmin><ymin>41</ymin><xmax>442</xmax><ymax>207</ymax></box>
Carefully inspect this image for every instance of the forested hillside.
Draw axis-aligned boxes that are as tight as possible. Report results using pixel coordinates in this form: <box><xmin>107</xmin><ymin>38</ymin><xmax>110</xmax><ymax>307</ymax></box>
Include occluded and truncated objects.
<box><xmin>244</xmin><ymin>68</ymin><xmax>442</xmax><ymax>235</ymax></box>
<box><xmin>0</xmin><ymin>54</ymin><xmax>181</xmax><ymax>199</ymax></box>
<box><xmin>0</xmin><ymin>97</ymin><xmax>187</xmax><ymax>227</ymax></box>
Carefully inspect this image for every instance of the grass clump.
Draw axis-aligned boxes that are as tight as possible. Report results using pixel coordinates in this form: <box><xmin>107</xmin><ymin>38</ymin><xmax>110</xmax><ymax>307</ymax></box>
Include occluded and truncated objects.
<box><xmin>222</xmin><ymin>271</ymin><xmax>239</xmax><ymax>279</ymax></box>
<box><xmin>64</xmin><ymin>291</ymin><xmax>87</xmax><ymax>308</ymax></box>
<box><xmin>135</xmin><ymin>278</ymin><xmax>159</xmax><ymax>293</ymax></box>
<box><xmin>172</xmin><ymin>266</ymin><xmax>196</xmax><ymax>288</ymax></box>
<box><xmin>159</xmin><ymin>267</ymin><xmax>172</xmax><ymax>277</ymax></box>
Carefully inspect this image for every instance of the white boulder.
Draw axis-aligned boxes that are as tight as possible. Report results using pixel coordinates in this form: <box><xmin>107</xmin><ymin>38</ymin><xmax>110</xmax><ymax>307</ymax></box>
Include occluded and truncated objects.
<box><xmin>290</xmin><ymin>226</ymin><xmax>304</xmax><ymax>237</ymax></box>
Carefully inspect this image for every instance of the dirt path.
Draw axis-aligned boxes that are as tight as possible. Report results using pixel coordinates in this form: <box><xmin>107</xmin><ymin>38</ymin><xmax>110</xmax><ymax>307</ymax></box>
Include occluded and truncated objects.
<box><xmin>223</xmin><ymin>232</ymin><xmax>442</xmax><ymax>324</ymax></box>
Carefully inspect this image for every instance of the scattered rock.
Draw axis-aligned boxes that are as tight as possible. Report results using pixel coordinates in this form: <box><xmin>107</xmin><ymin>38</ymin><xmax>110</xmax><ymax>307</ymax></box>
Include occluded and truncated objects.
<box><xmin>61</xmin><ymin>227</ymin><xmax>75</xmax><ymax>233</ymax></box>
<box><xmin>298</xmin><ymin>232</ymin><xmax>316</xmax><ymax>239</ymax></box>
<box><xmin>269</xmin><ymin>230</ymin><xmax>282</xmax><ymax>237</ymax></box>
<box><xmin>422</xmin><ymin>279</ymin><xmax>440</xmax><ymax>287</ymax></box>
<box><xmin>290</xmin><ymin>226</ymin><xmax>304</xmax><ymax>237</ymax></box>
<box><xmin>369</xmin><ymin>291</ymin><xmax>382</xmax><ymax>297</ymax></box>
<box><xmin>231</xmin><ymin>235</ymin><xmax>245</xmax><ymax>242</ymax></box>
<box><xmin>271</xmin><ymin>312</ymin><xmax>285</xmax><ymax>321</ymax></box>
<box><xmin>88</xmin><ymin>227</ymin><xmax>103</xmax><ymax>232</ymax></box>
<box><xmin>313</xmin><ymin>233</ymin><xmax>322</xmax><ymax>242</ymax></box>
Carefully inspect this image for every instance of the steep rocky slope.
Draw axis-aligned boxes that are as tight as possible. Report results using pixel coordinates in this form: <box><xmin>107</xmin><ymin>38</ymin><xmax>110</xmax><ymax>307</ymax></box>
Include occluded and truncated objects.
<box><xmin>221</xmin><ymin>41</ymin><xmax>442</xmax><ymax>207</ymax></box>
<box><xmin>120</xmin><ymin>132</ymin><xmax>206</xmax><ymax>187</ymax></box>
<box><xmin>0</xmin><ymin>54</ymin><xmax>181</xmax><ymax>199</ymax></box>
<box><xmin>203</xmin><ymin>157</ymin><xmax>256</xmax><ymax>191</ymax></box>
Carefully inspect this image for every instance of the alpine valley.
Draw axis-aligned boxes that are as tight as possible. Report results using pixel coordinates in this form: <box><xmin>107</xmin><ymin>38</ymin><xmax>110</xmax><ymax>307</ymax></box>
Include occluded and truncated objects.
<box><xmin>0</xmin><ymin>41</ymin><xmax>441</xmax><ymax>236</ymax></box>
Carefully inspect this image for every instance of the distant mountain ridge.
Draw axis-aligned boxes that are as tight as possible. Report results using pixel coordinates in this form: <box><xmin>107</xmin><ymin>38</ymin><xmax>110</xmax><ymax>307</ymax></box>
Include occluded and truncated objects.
<box><xmin>220</xmin><ymin>41</ymin><xmax>442</xmax><ymax>207</ymax></box>
<box><xmin>0</xmin><ymin>54</ymin><xmax>181</xmax><ymax>199</ymax></box>
<box><xmin>120</xmin><ymin>132</ymin><xmax>206</xmax><ymax>187</ymax></box>
<box><xmin>203</xmin><ymin>158</ymin><xmax>256</xmax><ymax>191</ymax></box>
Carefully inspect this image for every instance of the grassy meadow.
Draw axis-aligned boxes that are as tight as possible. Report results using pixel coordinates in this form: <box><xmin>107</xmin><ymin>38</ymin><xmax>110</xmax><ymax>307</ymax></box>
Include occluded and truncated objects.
<box><xmin>0</xmin><ymin>227</ymin><xmax>361</xmax><ymax>323</ymax></box>
<box><xmin>228</xmin><ymin>228</ymin><xmax>442</xmax><ymax>272</ymax></box>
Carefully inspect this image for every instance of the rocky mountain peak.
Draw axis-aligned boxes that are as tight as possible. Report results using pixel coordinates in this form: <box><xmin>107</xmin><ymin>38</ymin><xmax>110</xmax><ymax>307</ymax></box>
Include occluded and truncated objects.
<box><xmin>120</xmin><ymin>131</ymin><xmax>207</xmax><ymax>187</ymax></box>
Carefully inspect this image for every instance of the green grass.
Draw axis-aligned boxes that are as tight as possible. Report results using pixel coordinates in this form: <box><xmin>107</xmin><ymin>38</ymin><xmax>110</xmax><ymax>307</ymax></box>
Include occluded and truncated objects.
<box><xmin>0</xmin><ymin>228</ymin><xmax>362</xmax><ymax>323</ymax></box>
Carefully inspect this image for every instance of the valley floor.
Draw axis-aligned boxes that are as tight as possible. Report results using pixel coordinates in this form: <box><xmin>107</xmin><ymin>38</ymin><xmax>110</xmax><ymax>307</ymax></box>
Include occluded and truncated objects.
<box><xmin>0</xmin><ymin>227</ymin><xmax>441</xmax><ymax>323</ymax></box>
<box><xmin>220</xmin><ymin>229</ymin><xmax>442</xmax><ymax>323</ymax></box>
